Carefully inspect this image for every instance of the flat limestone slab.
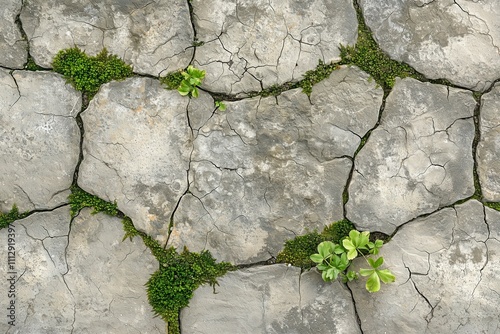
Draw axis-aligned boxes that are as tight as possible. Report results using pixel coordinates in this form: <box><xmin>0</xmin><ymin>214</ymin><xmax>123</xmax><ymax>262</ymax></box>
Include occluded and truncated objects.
<box><xmin>349</xmin><ymin>200</ymin><xmax>500</xmax><ymax>333</ymax></box>
<box><xmin>0</xmin><ymin>0</ymin><xmax>28</xmax><ymax>68</ymax></box>
<box><xmin>477</xmin><ymin>83</ymin><xmax>500</xmax><ymax>201</ymax></box>
<box><xmin>0</xmin><ymin>207</ymin><xmax>164</xmax><ymax>333</ymax></box>
<box><xmin>359</xmin><ymin>0</ymin><xmax>500</xmax><ymax>91</ymax></box>
<box><xmin>192</xmin><ymin>0</ymin><xmax>358</xmax><ymax>95</ymax></box>
<box><xmin>347</xmin><ymin>78</ymin><xmax>476</xmax><ymax>234</ymax></box>
<box><xmin>0</xmin><ymin>69</ymin><xmax>81</xmax><ymax>212</ymax></box>
<box><xmin>181</xmin><ymin>264</ymin><xmax>361</xmax><ymax>334</ymax></box>
<box><xmin>20</xmin><ymin>0</ymin><xmax>193</xmax><ymax>76</ymax></box>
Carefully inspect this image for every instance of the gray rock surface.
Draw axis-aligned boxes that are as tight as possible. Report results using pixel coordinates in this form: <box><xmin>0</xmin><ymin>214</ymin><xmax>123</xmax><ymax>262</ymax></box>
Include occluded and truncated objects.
<box><xmin>349</xmin><ymin>200</ymin><xmax>499</xmax><ymax>333</ymax></box>
<box><xmin>0</xmin><ymin>69</ymin><xmax>81</xmax><ymax>213</ymax></box>
<box><xmin>347</xmin><ymin>78</ymin><xmax>476</xmax><ymax>234</ymax></box>
<box><xmin>477</xmin><ymin>83</ymin><xmax>500</xmax><ymax>202</ymax></box>
<box><xmin>0</xmin><ymin>207</ymin><xmax>163</xmax><ymax>333</ymax></box>
<box><xmin>181</xmin><ymin>264</ymin><xmax>361</xmax><ymax>334</ymax></box>
<box><xmin>169</xmin><ymin>66</ymin><xmax>382</xmax><ymax>264</ymax></box>
<box><xmin>78</xmin><ymin>77</ymin><xmax>193</xmax><ymax>244</ymax></box>
<box><xmin>192</xmin><ymin>0</ymin><xmax>358</xmax><ymax>95</ymax></box>
<box><xmin>359</xmin><ymin>0</ymin><xmax>500</xmax><ymax>91</ymax></box>
<box><xmin>0</xmin><ymin>0</ymin><xmax>28</xmax><ymax>68</ymax></box>
<box><xmin>20</xmin><ymin>0</ymin><xmax>193</xmax><ymax>76</ymax></box>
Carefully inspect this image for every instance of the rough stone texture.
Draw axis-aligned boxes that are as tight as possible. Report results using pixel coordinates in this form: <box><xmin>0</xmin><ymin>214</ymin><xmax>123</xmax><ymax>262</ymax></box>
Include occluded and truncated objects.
<box><xmin>349</xmin><ymin>200</ymin><xmax>500</xmax><ymax>333</ymax></box>
<box><xmin>20</xmin><ymin>0</ymin><xmax>193</xmax><ymax>76</ymax></box>
<box><xmin>477</xmin><ymin>83</ymin><xmax>500</xmax><ymax>202</ymax></box>
<box><xmin>359</xmin><ymin>0</ymin><xmax>500</xmax><ymax>91</ymax></box>
<box><xmin>181</xmin><ymin>264</ymin><xmax>361</xmax><ymax>334</ymax></box>
<box><xmin>78</xmin><ymin>77</ymin><xmax>193</xmax><ymax>244</ymax></box>
<box><xmin>0</xmin><ymin>0</ymin><xmax>28</xmax><ymax>68</ymax></box>
<box><xmin>192</xmin><ymin>0</ymin><xmax>358</xmax><ymax>95</ymax></box>
<box><xmin>347</xmin><ymin>78</ymin><xmax>476</xmax><ymax>234</ymax></box>
<box><xmin>169</xmin><ymin>66</ymin><xmax>382</xmax><ymax>264</ymax></box>
<box><xmin>0</xmin><ymin>69</ymin><xmax>81</xmax><ymax>213</ymax></box>
<box><xmin>0</xmin><ymin>207</ymin><xmax>164</xmax><ymax>333</ymax></box>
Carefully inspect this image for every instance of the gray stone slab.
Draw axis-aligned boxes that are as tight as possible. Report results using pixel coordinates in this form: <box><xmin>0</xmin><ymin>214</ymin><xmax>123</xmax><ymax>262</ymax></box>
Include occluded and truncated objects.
<box><xmin>0</xmin><ymin>207</ymin><xmax>164</xmax><ymax>333</ymax></box>
<box><xmin>359</xmin><ymin>0</ymin><xmax>500</xmax><ymax>91</ymax></box>
<box><xmin>0</xmin><ymin>69</ymin><xmax>81</xmax><ymax>212</ymax></box>
<box><xmin>477</xmin><ymin>83</ymin><xmax>500</xmax><ymax>202</ymax></box>
<box><xmin>78</xmin><ymin>77</ymin><xmax>194</xmax><ymax>244</ymax></box>
<box><xmin>19</xmin><ymin>0</ymin><xmax>193</xmax><ymax>76</ymax></box>
<box><xmin>169</xmin><ymin>67</ymin><xmax>382</xmax><ymax>264</ymax></box>
<box><xmin>0</xmin><ymin>0</ymin><xmax>28</xmax><ymax>68</ymax></box>
<box><xmin>347</xmin><ymin>78</ymin><xmax>476</xmax><ymax>234</ymax></box>
<box><xmin>349</xmin><ymin>200</ymin><xmax>499</xmax><ymax>333</ymax></box>
<box><xmin>192</xmin><ymin>0</ymin><xmax>358</xmax><ymax>95</ymax></box>
<box><xmin>181</xmin><ymin>264</ymin><xmax>360</xmax><ymax>334</ymax></box>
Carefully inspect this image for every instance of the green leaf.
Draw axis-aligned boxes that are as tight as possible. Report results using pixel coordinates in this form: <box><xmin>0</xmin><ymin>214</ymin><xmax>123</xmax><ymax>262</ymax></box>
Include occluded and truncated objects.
<box><xmin>318</xmin><ymin>241</ymin><xmax>335</xmax><ymax>259</ymax></box>
<box><xmin>191</xmin><ymin>87</ymin><xmax>199</xmax><ymax>98</ymax></box>
<box><xmin>377</xmin><ymin>269</ymin><xmax>396</xmax><ymax>284</ymax></box>
<box><xmin>333</xmin><ymin>244</ymin><xmax>345</xmax><ymax>255</ymax></box>
<box><xmin>346</xmin><ymin>270</ymin><xmax>358</xmax><ymax>281</ymax></box>
<box><xmin>367</xmin><ymin>256</ymin><xmax>384</xmax><ymax>269</ymax></box>
<box><xmin>366</xmin><ymin>272</ymin><xmax>381</xmax><ymax>292</ymax></box>
<box><xmin>359</xmin><ymin>268</ymin><xmax>374</xmax><ymax>277</ymax></box>
<box><xmin>358</xmin><ymin>231</ymin><xmax>370</xmax><ymax>248</ymax></box>
<box><xmin>310</xmin><ymin>254</ymin><xmax>324</xmax><ymax>264</ymax></box>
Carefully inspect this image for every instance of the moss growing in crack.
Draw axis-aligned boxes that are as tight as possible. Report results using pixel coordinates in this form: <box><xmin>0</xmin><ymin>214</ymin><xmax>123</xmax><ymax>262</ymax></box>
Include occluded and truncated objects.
<box><xmin>25</xmin><ymin>56</ymin><xmax>43</xmax><ymax>71</ymax></box>
<box><xmin>339</xmin><ymin>3</ymin><xmax>423</xmax><ymax>90</ymax></box>
<box><xmin>300</xmin><ymin>60</ymin><xmax>339</xmax><ymax>95</ymax></box>
<box><xmin>160</xmin><ymin>70</ymin><xmax>184</xmax><ymax>90</ymax></box>
<box><xmin>0</xmin><ymin>205</ymin><xmax>28</xmax><ymax>229</ymax></box>
<box><xmin>276</xmin><ymin>219</ymin><xmax>355</xmax><ymax>269</ymax></box>
<box><xmin>52</xmin><ymin>47</ymin><xmax>133</xmax><ymax>96</ymax></box>
<box><xmin>485</xmin><ymin>202</ymin><xmax>500</xmax><ymax>211</ymax></box>
<box><xmin>68</xmin><ymin>186</ymin><xmax>118</xmax><ymax>217</ymax></box>
<box><xmin>121</xmin><ymin>216</ymin><xmax>140</xmax><ymax>241</ymax></box>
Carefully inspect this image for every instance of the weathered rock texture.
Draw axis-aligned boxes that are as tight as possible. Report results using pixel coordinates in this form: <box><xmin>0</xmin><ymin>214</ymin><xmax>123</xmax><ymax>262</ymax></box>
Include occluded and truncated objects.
<box><xmin>169</xmin><ymin>66</ymin><xmax>383</xmax><ymax>264</ymax></box>
<box><xmin>79</xmin><ymin>77</ymin><xmax>193</xmax><ymax>244</ymax></box>
<box><xmin>0</xmin><ymin>69</ymin><xmax>81</xmax><ymax>213</ymax></box>
<box><xmin>349</xmin><ymin>200</ymin><xmax>500</xmax><ymax>333</ymax></box>
<box><xmin>359</xmin><ymin>0</ymin><xmax>500</xmax><ymax>91</ymax></box>
<box><xmin>477</xmin><ymin>83</ymin><xmax>500</xmax><ymax>202</ymax></box>
<box><xmin>181</xmin><ymin>264</ymin><xmax>361</xmax><ymax>334</ymax></box>
<box><xmin>347</xmin><ymin>78</ymin><xmax>476</xmax><ymax>234</ymax></box>
<box><xmin>0</xmin><ymin>0</ymin><xmax>28</xmax><ymax>68</ymax></box>
<box><xmin>0</xmin><ymin>207</ymin><xmax>163</xmax><ymax>333</ymax></box>
<box><xmin>20</xmin><ymin>0</ymin><xmax>193</xmax><ymax>76</ymax></box>
<box><xmin>192</xmin><ymin>0</ymin><xmax>358</xmax><ymax>95</ymax></box>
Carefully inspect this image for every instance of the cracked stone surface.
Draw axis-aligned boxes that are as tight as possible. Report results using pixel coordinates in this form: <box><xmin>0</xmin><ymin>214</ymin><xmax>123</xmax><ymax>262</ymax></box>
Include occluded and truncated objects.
<box><xmin>0</xmin><ymin>69</ymin><xmax>81</xmax><ymax>213</ymax></box>
<box><xmin>359</xmin><ymin>0</ymin><xmax>500</xmax><ymax>91</ymax></box>
<box><xmin>168</xmin><ymin>66</ymin><xmax>382</xmax><ymax>264</ymax></box>
<box><xmin>349</xmin><ymin>200</ymin><xmax>500</xmax><ymax>333</ymax></box>
<box><xmin>78</xmin><ymin>77</ymin><xmax>193</xmax><ymax>244</ymax></box>
<box><xmin>19</xmin><ymin>0</ymin><xmax>194</xmax><ymax>76</ymax></box>
<box><xmin>181</xmin><ymin>264</ymin><xmax>361</xmax><ymax>334</ymax></box>
<box><xmin>0</xmin><ymin>207</ymin><xmax>163</xmax><ymax>333</ymax></box>
<box><xmin>192</xmin><ymin>0</ymin><xmax>358</xmax><ymax>95</ymax></box>
<box><xmin>0</xmin><ymin>0</ymin><xmax>28</xmax><ymax>68</ymax></box>
<box><xmin>477</xmin><ymin>83</ymin><xmax>500</xmax><ymax>202</ymax></box>
<box><xmin>347</xmin><ymin>78</ymin><xmax>476</xmax><ymax>234</ymax></box>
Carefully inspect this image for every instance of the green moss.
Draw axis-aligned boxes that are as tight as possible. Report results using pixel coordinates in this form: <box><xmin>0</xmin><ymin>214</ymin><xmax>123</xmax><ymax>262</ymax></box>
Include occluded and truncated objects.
<box><xmin>339</xmin><ymin>3</ymin><xmax>423</xmax><ymax>90</ymax></box>
<box><xmin>25</xmin><ymin>56</ymin><xmax>43</xmax><ymax>71</ymax></box>
<box><xmin>160</xmin><ymin>70</ymin><xmax>184</xmax><ymax>90</ymax></box>
<box><xmin>121</xmin><ymin>216</ymin><xmax>140</xmax><ymax>241</ymax></box>
<box><xmin>0</xmin><ymin>205</ymin><xmax>29</xmax><ymax>229</ymax></box>
<box><xmin>299</xmin><ymin>60</ymin><xmax>339</xmax><ymax>95</ymax></box>
<box><xmin>68</xmin><ymin>186</ymin><xmax>118</xmax><ymax>217</ymax></box>
<box><xmin>52</xmin><ymin>47</ymin><xmax>133</xmax><ymax>96</ymax></box>
<box><xmin>276</xmin><ymin>219</ymin><xmax>355</xmax><ymax>269</ymax></box>
<box><xmin>485</xmin><ymin>202</ymin><xmax>500</xmax><ymax>211</ymax></box>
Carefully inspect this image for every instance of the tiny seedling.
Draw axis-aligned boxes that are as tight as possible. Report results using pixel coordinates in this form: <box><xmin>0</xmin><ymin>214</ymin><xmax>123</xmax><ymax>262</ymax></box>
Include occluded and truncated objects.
<box><xmin>215</xmin><ymin>101</ymin><xmax>227</xmax><ymax>111</ymax></box>
<box><xmin>177</xmin><ymin>65</ymin><xmax>206</xmax><ymax>98</ymax></box>
<box><xmin>310</xmin><ymin>230</ymin><xmax>395</xmax><ymax>292</ymax></box>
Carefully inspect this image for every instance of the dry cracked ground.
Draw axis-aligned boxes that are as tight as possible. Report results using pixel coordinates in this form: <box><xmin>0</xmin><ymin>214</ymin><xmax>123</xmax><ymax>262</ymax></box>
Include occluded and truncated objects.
<box><xmin>1</xmin><ymin>0</ymin><xmax>500</xmax><ymax>333</ymax></box>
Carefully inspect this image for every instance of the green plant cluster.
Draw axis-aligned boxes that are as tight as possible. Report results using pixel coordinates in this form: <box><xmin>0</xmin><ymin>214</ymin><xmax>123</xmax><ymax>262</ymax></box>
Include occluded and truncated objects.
<box><xmin>68</xmin><ymin>186</ymin><xmax>118</xmax><ymax>217</ymax></box>
<box><xmin>161</xmin><ymin>65</ymin><xmax>205</xmax><ymax>98</ymax></box>
<box><xmin>310</xmin><ymin>230</ymin><xmax>395</xmax><ymax>292</ymax></box>
<box><xmin>52</xmin><ymin>47</ymin><xmax>133</xmax><ymax>95</ymax></box>
<box><xmin>160</xmin><ymin>70</ymin><xmax>184</xmax><ymax>90</ymax></box>
<box><xmin>339</xmin><ymin>4</ymin><xmax>423</xmax><ymax>90</ymax></box>
<box><xmin>276</xmin><ymin>219</ymin><xmax>355</xmax><ymax>269</ymax></box>
<box><xmin>0</xmin><ymin>205</ymin><xmax>28</xmax><ymax>229</ymax></box>
<box><xmin>25</xmin><ymin>56</ymin><xmax>43</xmax><ymax>71</ymax></box>
<box><xmin>485</xmin><ymin>202</ymin><xmax>500</xmax><ymax>211</ymax></box>
<box><xmin>299</xmin><ymin>60</ymin><xmax>339</xmax><ymax>95</ymax></box>
<box><xmin>146</xmin><ymin>244</ymin><xmax>234</xmax><ymax>334</ymax></box>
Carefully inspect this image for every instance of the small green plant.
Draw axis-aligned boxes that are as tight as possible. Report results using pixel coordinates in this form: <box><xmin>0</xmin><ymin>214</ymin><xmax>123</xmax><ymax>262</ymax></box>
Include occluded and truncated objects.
<box><xmin>160</xmin><ymin>70</ymin><xmax>184</xmax><ymax>90</ymax></box>
<box><xmin>163</xmin><ymin>65</ymin><xmax>205</xmax><ymax>98</ymax></box>
<box><xmin>215</xmin><ymin>101</ymin><xmax>227</xmax><ymax>111</ymax></box>
<box><xmin>310</xmin><ymin>230</ymin><xmax>395</xmax><ymax>293</ymax></box>
<box><xmin>485</xmin><ymin>202</ymin><xmax>500</xmax><ymax>211</ymax></box>
<box><xmin>0</xmin><ymin>205</ymin><xmax>28</xmax><ymax>229</ymax></box>
<box><xmin>68</xmin><ymin>186</ymin><xmax>118</xmax><ymax>217</ymax></box>
<box><xmin>52</xmin><ymin>47</ymin><xmax>133</xmax><ymax>95</ymax></box>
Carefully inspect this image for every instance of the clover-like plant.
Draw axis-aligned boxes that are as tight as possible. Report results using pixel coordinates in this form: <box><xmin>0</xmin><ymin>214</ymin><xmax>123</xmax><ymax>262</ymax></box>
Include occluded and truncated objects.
<box><xmin>177</xmin><ymin>65</ymin><xmax>205</xmax><ymax>98</ymax></box>
<box><xmin>310</xmin><ymin>230</ymin><xmax>395</xmax><ymax>292</ymax></box>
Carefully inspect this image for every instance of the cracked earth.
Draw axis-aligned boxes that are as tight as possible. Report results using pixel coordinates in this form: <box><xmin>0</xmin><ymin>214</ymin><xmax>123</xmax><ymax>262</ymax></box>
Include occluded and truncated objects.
<box><xmin>1</xmin><ymin>0</ymin><xmax>500</xmax><ymax>333</ymax></box>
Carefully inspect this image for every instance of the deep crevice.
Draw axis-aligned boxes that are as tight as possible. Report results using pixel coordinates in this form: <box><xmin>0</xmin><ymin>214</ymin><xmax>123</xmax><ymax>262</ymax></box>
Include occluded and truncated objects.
<box><xmin>346</xmin><ymin>283</ymin><xmax>365</xmax><ymax>334</ymax></box>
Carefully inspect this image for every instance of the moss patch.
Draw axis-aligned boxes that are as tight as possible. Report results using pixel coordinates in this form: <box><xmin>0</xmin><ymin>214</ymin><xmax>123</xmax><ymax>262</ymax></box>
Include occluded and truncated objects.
<box><xmin>485</xmin><ymin>202</ymin><xmax>500</xmax><ymax>211</ymax></box>
<box><xmin>52</xmin><ymin>47</ymin><xmax>133</xmax><ymax>96</ymax></box>
<box><xmin>160</xmin><ymin>70</ymin><xmax>184</xmax><ymax>90</ymax></box>
<box><xmin>0</xmin><ymin>205</ymin><xmax>29</xmax><ymax>229</ymax></box>
<box><xmin>68</xmin><ymin>186</ymin><xmax>118</xmax><ymax>218</ymax></box>
<box><xmin>339</xmin><ymin>2</ymin><xmax>424</xmax><ymax>90</ymax></box>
